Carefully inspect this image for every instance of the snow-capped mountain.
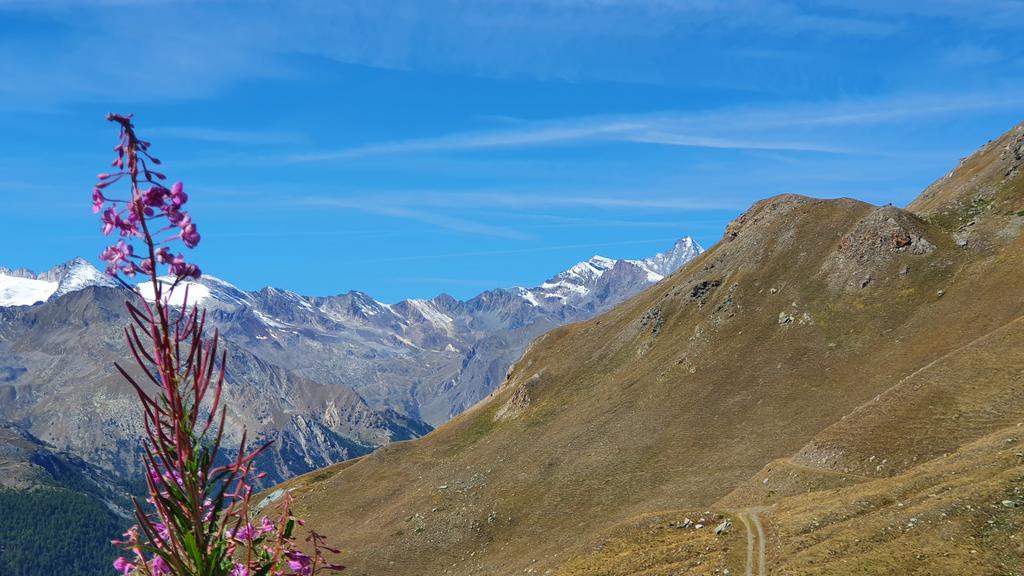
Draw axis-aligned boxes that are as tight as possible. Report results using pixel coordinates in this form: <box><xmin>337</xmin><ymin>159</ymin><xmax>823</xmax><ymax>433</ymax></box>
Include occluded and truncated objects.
<box><xmin>49</xmin><ymin>257</ymin><xmax>118</xmax><ymax>300</ymax></box>
<box><xmin>630</xmin><ymin>236</ymin><xmax>704</xmax><ymax>278</ymax></box>
<box><xmin>0</xmin><ymin>236</ymin><xmax>702</xmax><ymax>484</ymax></box>
<box><xmin>0</xmin><ymin>257</ymin><xmax>116</xmax><ymax>306</ymax></box>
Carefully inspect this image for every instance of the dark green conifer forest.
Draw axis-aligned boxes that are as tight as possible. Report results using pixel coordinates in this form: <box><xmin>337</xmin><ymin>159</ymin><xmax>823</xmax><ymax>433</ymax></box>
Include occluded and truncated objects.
<box><xmin>0</xmin><ymin>488</ymin><xmax>125</xmax><ymax>576</ymax></box>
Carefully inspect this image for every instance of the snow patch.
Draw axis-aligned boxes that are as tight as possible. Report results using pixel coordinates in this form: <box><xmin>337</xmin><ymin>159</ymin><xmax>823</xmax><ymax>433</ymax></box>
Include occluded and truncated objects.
<box><xmin>393</xmin><ymin>334</ymin><xmax>419</xmax><ymax>348</ymax></box>
<box><xmin>516</xmin><ymin>287</ymin><xmax>540</xmax><ymax>306</ymax></box>
<box><xmin>0</xmin><ymin>275</ymin><xmax>57</xmax><ymax>307</ymax></box>
<box><xmin>136</xmin><ymin>278</ymin><xmax>212</xmax><ymax>308</ymax></box>
<box><xmin>198</xmin><ymin>275</ymin><xmax>252</xmax><ymax>307</ymax></box>
<box><xmin>644</xmin><ymin>270</ymin><xmax>664</xmax><ymax>282</ymax></box>
<box><xmin>538</xmin><ymin>280</ymin><xmax>590</xmax><ymax>295</ymax></box>
<box><xmin>408</xmin><ymin>299</ymin><xmax>454</xmax><ymax>329</ymax></box>
<box><xmin>253</xmin><ymin>310</ymin><xmax>289</xmax><ymax>329</ymax></box>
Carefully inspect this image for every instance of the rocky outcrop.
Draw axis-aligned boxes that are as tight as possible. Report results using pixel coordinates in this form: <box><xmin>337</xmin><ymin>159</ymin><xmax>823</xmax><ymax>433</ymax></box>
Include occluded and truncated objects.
<box><xmin>820</xmin><ymin>205</ymin><xmax>936</xmax><ymax>291</ymax></box>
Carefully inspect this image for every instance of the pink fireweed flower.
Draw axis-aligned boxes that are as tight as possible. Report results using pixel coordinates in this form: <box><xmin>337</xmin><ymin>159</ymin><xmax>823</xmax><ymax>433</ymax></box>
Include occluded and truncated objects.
<box><xmin>165</xmin><ymin>252</ymin><xmax>201</xmax><ymax>279</ymax></box>
<box><xmin>100</xmin><ymin>240</ymin><xmax>134</xmax><ymax>275</ymax></box>
<box><xmin>95</xmin><ymin>116</ymin><xmax>201</xmax><ymax>282</ymax></box>
<box><xmin>101</xmin><ymin>207</ymin><xmax>120</xmax><ymax>236</ymax></box>
<box><xmin>153</xmin><ymin>522</ymin><xmax>170</xmax><ymax>541</ymax></box>
<box><xmin>231</xmin><ymin>524</ymin><xmax>257</xmax><ymax>542</ymax></box>
<box><xmin>163</xmin><ymin>205</ymin><xmax>185</xmax><ymax>226</ymax></box>
<box><xmin>202</xmin><ymin>498</ymin><xmax>214</xmax><ymax>522</ymax></box>
<box><xmin>93</xmin><ymin>190</ymin><xmax>106</xmax><ymax>213</ymax></box>
<box><xmin>101</xmin><ymin>114</ymin><xmax>343</xmax><ymax>576</ymax></box>
<box><xmin>113</xmin><ymin>557</ymin><xmax>134</xmax><ymax>575</ymax></box>
<box><xmin>111</xmin><ymin>527</ymin><xmax>140</xmax><ymax>547</ymax></box>
<box><xmin>285</xmin><ymin>551</ymin><xmax>314</xmax><ymax>576</ymax></box>
<box><xmin>151</xmin><ymin>556</ymin><xmax>170</xmax><ymax>576</ymax></box>
<box><xmin>163</xmin><ymin>469</ymin><xmax>184</xmax><ymax>487</ymax></box>
<box><xmin>180</xmin><ymin>222</ymin><xmax>200</xmax><ymax>248</ymax></box>
<box><xmin>141</xmin><ymin>186</ymin><xmax>167</xmax><ymax>208</ymax></box>
<box><xmin>154</xmin><ymin>246</ymin><xmax>172</xmax><ymax>264</ymax></box>
<box><xmin>170</xmin><ymin>181</ymin><xmax>187</xmax><ymax>206</ymax></box>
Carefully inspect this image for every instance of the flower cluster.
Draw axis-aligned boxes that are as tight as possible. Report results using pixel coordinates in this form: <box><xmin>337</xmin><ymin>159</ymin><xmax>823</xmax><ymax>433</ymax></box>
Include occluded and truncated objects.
<box><xmin>94</xmin><ymin>113</ymin><xmax>200</xmax><ymax>280</ymax></box>
<box><xmin>98</xmin><ymin>114</ymin><xmax>343</xmax><ymax>576</ymax></box>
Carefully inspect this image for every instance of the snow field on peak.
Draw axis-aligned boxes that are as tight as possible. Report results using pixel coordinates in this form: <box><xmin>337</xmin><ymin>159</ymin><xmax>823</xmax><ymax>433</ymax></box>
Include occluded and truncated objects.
<box><xmin>136</xmin><ymin>277</ymin><xmax>213</xmax><ymax>307</ymax></box>
<box><xmin>0</xmin><ymin>275</ymin><xmax>58</xmax><ymax>307</ymax></box>
<box><xmin>407</xmin><ymin>299</ymin><xmax>454</xmax><ymax>329</ymax></box>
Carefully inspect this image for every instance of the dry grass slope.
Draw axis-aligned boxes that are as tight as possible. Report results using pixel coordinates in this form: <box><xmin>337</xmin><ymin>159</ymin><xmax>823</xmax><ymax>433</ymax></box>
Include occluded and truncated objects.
<box><xmin>277</xmin><ymin>121</ymin><xmax>1024</xmax><ymax>575</ymax></box>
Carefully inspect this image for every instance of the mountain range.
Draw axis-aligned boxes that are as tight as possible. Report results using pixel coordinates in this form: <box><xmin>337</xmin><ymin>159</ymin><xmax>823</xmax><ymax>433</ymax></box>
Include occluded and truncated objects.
<box><xmin>271</xmin><ymin>122</ymin><xmax>1024</xmax><ymax>575</ymax></box>
<box><xmin>0</xmin><ymin>237</ymin><xmax>703</xmax><ymax>484</ymax></box>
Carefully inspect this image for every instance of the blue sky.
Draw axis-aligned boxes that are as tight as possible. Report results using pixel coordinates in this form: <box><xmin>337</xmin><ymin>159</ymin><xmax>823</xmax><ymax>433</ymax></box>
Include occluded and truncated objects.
<box><xmin>1</xmin><ymin>0</ymin><xmax>1022</xmax><ymax>302</ymax></box>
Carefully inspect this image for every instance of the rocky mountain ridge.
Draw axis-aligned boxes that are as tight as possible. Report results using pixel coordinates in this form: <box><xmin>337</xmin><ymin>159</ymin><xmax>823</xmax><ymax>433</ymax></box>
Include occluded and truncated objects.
<box><xmin>0</xmin><ymin>237</ymin><xmax>702</xmax><ymax>484</ymax></box>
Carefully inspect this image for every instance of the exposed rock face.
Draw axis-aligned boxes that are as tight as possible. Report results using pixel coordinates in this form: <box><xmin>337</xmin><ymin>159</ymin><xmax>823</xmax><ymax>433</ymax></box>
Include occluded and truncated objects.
<box><xmin>821</xmin><ymin>205</ymin><xmax>936</xmax><ymax>290</ymax></box>
<box><xmin>494</xmin><ymin>373</ymin><xmax>539</xmax><ymax>422</ymax></box>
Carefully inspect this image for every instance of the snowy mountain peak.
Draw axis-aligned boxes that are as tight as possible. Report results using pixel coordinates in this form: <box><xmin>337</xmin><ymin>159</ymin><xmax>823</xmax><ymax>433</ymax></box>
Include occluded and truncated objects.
<box><xmin>550</xmin><ymin>254</ymin><xmax>615</xmax><ymax>286</ymax></box>
<box><xmin>0</xmin><ymin>257</ymin><xmax>118</xmax><ymax>306</ymax></box>
<box><xmin>587</xmin><ymin>255</ymin><xmax>616</xmax><ymax>270</ymax></box>
<box><xmin>630</xmin><ymin>236</ymin><xmax>704</xmax><ymax>278</ymax></box>
<box><xmin>525</xmin><ymin>236</ymin><xmax>704</xmax><ymax>307</ymax></box>
<box><xmin>49</xmin><ymin>258</ymin><xmax>117</xmax><ymax>300</ymax></box>
<box><xmin>345</xmin><ymin>291</ymin><xmax>393</xmax><ymax>318</ymax></box>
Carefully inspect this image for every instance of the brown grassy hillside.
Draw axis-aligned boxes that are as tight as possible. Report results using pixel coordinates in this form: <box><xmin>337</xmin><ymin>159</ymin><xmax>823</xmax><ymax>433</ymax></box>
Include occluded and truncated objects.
<box><xmin>275</xmin><ymin>121</ymin><xmax>1024</xmax><ymax>575</ymax></box>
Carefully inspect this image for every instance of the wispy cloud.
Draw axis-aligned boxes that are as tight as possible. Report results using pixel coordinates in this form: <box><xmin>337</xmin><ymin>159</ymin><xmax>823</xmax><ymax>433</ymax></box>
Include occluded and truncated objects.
<box><xmin>281</xmin><ymin>119</ymin><xmax>847</xmax><ymax>163</ymax></box>
<box><xmin>620</xmin><ymin>130</ymin><xmax>848</xmax><ymax>152</ymax></box>
<box><xmin>722</xmin><ymin>91</ymin><xmax>1024</xmax><ymax>130</ymax></box>
<box><xmin>292</xmin><ymin>190</ymin><xmax>742</xmax><ymax>242</ymax></box>
<box><xmin>281</xmin><ymin>88</ymin><xmax>1024</xmax><ymax>162</ymax></box>
<box><xmin>283</xmin><ymin>122</ymin><xmax>648</xmax><ymax>161</ymax></box>
<box><xmin>300</xmin><ymin>197</ymin><xmax>534</xmax><ymax>240</ymax></box>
